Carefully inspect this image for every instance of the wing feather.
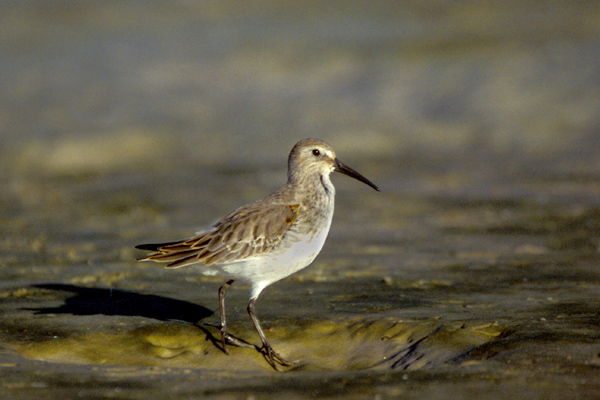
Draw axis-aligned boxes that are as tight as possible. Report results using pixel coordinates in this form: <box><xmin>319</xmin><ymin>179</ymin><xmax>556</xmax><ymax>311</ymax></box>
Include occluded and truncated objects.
<box><xmin>136</xmin><ymin>202</ymin><xmax>299</xmax><ymax>268</ymax></box>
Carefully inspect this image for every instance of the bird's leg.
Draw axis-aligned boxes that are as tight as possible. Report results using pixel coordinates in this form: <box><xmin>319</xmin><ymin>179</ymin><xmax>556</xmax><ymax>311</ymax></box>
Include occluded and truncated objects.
<box><xmin>218</xmin><ymin>280</ymin><xmax>254</xmax><ymax>353</ymax></box>
<box><xmin>218</xmin><ymin>280</ymin><xmax>234</xmax><ymax>354</ymax></box>
<box><xmin>247</xmin><ymin>297</ymin><xmax>292</xmax><ymax>368</ymax></box>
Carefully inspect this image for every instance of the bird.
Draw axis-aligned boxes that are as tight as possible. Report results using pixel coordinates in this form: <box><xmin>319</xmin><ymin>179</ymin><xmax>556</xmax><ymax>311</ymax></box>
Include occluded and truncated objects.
<box><xmin>135</xmin><ymin>138</ymin><xmax>379</xmax><ymax>368</ymax></box>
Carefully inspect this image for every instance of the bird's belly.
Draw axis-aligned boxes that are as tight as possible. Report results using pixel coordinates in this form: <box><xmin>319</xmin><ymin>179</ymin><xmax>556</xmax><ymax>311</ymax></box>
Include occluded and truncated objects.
<box><xmin>219</xmin><ymin>222</ymin><xmax>331</xmax><ymax>287</ymax></box>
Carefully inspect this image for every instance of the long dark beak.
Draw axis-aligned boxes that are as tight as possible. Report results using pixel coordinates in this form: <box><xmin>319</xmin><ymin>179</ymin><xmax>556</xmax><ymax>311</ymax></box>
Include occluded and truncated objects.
<box><xmin>334</xmin><ymin>158</ymin><xmax>380</xmax><ymax>191</ymax></box>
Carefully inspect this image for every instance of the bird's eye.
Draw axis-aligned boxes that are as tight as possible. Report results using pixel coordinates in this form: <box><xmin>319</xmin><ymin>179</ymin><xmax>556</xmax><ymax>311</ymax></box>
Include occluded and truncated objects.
<box><xmin>312</xmin><ymin>149</ymin><xmax>320</xmax><ymax>156</ymax></box>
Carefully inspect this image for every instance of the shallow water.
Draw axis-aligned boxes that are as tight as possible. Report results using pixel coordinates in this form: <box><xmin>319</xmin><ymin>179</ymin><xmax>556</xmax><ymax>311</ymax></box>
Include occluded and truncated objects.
<box><xmin>2</xmin><ymin>1</ymin><xmax>600</xmax><ymax>399</ymax></box>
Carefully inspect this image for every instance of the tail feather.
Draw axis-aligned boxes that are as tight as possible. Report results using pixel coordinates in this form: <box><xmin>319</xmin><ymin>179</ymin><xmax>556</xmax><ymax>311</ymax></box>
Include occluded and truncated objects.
<box><xmin>145</xmin><ymin>249</ymin><xmax>204</xmax><ymax>263</ymax></box>
<box><xmin>165</xmin><ymin>254</ymin><xmax>203</xmax><ymax>269</ymax></box>
<box><xmin>135</xmin><ymin>241</ymin><xmax>181</xmax><ymax>251</ymax></box>
<box><xmin>135</xmin><ymin>239</ymin><xmax>208</xmax><ymax>268</ymax></box>
<box><xmin>135</xmin><ymin>228</ymin><xmax>222</xmax><ymax>268</ymax></box>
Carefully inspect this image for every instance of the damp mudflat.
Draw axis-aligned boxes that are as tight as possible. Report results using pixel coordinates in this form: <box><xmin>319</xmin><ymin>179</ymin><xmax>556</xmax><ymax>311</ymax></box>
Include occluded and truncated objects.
<box><xmin>2</xmin><ymin>153</ymin><xmax>600</xmax><ymax>399</ymax></box>
<box><xmin>2</xmin><ymin>1</ymin><xmax>600</xmax><ymax>399</ymax></box>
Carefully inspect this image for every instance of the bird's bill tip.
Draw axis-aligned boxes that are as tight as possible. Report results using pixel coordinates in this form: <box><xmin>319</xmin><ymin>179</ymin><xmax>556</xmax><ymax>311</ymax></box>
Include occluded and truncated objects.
<box><xmin>334</xmin><ymin>159</ymin><xmax>380</xmax><ymax>191</ymax></box>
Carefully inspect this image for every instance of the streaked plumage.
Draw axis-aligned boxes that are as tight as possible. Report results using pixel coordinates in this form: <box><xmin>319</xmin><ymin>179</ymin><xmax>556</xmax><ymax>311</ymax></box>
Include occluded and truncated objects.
<box><xmin>136</xmin><ymin>138</ymin><xmax>379</xmax><ymax>368</ymax></box>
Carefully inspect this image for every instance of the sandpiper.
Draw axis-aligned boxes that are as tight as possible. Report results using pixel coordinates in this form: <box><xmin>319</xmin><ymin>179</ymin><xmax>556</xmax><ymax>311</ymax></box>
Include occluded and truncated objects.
<box><xmin>136</xmin><ymin>138</ymin><xmax>379</xmax><ymax>368</ymax></box>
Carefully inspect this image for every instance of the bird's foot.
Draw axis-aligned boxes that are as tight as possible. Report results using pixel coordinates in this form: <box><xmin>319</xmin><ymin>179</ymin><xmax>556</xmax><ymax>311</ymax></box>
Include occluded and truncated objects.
<box><xmin>259</xmin><ymin>342</ymin><xmax>293</xmax><ymax>369</ymax></box>
<box><xmin>220</xmin><ymin>332</ymin><xmax>255</xmax><ymax>354</ymax></box>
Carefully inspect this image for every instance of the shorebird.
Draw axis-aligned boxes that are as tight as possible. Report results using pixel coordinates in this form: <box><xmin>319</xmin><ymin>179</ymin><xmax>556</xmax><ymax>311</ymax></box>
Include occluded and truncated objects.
<box><xmin>136</xmin><ymin>138</ymin><xmax>379</xmax><ymax>368</ymax></box>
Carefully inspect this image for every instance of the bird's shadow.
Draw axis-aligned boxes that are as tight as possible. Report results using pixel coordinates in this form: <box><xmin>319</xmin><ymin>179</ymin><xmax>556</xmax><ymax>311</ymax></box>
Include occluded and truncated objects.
<box><xmin>29</xmin><ymin>283</ymin><xmax>214</xmax><ymax>324</ymax></box>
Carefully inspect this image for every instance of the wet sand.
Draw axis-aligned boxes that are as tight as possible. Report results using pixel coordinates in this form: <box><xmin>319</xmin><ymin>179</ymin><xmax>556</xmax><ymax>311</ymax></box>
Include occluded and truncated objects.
<box><xmin>2</xmin><ymin>156</ymin><xmax>600</xmax><ymax>398</ymax></box>
<box><xmin>1</xmin><ymin>1</ymin><xmax>600</xmax><ymax>399</ymax></box>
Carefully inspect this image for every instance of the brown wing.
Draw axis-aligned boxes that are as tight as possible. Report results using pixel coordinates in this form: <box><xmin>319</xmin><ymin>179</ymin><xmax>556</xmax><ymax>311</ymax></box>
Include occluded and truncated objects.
<box><xmin>136</xmin><ymin>202</ymin><xmax>299</xmax><ymax>269</ymax></box>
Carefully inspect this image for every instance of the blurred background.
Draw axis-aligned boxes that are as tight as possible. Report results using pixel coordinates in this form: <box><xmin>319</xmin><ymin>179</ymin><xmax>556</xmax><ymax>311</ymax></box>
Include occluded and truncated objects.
<box><xmin>1</xmin><ymin>0</ymin><xmax>599</xmax><ymax>177</ymax></box>
<box><xmin>3</xmin><ymin>0</ymin><xmax>600</xmax><ymax>269</ymax></box>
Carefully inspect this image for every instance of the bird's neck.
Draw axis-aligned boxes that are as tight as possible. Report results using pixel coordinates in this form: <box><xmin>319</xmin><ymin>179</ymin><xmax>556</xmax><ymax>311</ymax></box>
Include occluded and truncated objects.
<box><xmin>288</xmin><ymin>169</ymin><xmax>335</xmax><ymax>195</ymax></box>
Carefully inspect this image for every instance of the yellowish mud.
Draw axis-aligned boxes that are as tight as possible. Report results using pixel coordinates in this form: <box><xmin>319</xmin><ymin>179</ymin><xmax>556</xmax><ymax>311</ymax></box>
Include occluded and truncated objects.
<box><xmin>10</xmin><ymin>317</ymin><xmax>507</xmax><ymax>372</ymax></box>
